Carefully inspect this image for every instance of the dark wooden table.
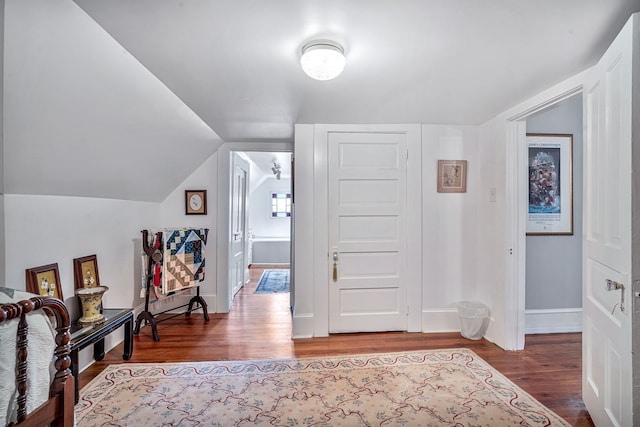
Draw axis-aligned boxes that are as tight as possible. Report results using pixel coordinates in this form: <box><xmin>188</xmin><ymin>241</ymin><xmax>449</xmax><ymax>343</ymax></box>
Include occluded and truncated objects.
<box><xmin>70</xmin><ymin>308</ymin><xmax>133</xmax><ymax>403</ymax></box>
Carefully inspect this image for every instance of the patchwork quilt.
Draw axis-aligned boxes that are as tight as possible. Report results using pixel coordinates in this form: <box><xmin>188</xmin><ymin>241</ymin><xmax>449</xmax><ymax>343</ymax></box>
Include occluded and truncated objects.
<box><xmin>162</xmin><ymin>228</ymin><xmax>207</xmax><ymax>294</ymax></box>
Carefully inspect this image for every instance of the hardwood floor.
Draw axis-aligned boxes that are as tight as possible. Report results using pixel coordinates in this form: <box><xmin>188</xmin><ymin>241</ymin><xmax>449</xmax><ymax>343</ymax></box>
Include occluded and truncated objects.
<box><xmin>79</xmin><ymin>266</ymin><xmax>593</xmax><ymax>426</ymax></box>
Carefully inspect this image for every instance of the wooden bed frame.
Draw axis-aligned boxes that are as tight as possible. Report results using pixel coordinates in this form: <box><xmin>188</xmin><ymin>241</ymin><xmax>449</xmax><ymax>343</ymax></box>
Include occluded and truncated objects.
<box><xmin>0</xmin><ymin>296</ymin><xmax>74</xmax><ymax>427</ymax></box>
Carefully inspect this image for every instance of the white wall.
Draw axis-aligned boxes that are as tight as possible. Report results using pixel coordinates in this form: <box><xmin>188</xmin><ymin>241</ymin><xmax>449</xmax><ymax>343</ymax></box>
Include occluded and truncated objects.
<box><xmin>421</xmin><ymin>125</ymin><xmax>484</xmax><ymax>332</ymax></box>
<box><xmin>475</xmin><ymin>120</ymin><xmax>502</xmax><ymax>343</ymax></box>
<box><xmin>159</xmin><ymin>151</ymin><xmax>218</xmax><ymax>309</ymax></box>
<box><xmin>1</xmin><ymin>150</ymin><xmax>218</xmax><ymax>371</ymax></box>
<box><xmin>295</xmin><ymin>124</ymin><xmax>484</xmax><ymax>338</ymax></box>
<box><xmin>248</xmin><ymin>176</ymin><xmax>291</xmax><ymax>239</ymax></box>
<box><xmin>4</xmin><ymin>194</ymin><xmax>160</xmax><ymax>369</ymax></box>
<box><xmin>292</xmin><ymin>126</ymin><xmax>315</xmax><ymax>337</ymax></box>
<box><xmin>477</xmin><ymin>71</ymin><xmax>586</xmax><ymax>350</ymax></box>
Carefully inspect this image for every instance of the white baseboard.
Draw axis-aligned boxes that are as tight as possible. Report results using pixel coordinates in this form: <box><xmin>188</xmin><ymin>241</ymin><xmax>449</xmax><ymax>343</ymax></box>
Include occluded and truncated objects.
<box><xmin>133</xmin><ymin>292</ymin><xmax>217</xmax><ymax>315</ymax></box>
<box><xmin>421</xmin><ymin>308</ymin><xmax>496</xmax><ymax>343</ymax></box>
<box><xmin>421</xmin><ymin>309</ymin><xmax>459</xmax><ymax>332</ymax></box>
<box><xmin>292</xmin><ymin>308</ymin><xmax>581</xmax><ymax>338</ymax></box>
<box><xmin>251</xmin><ymin>263</ymin><xmax>290</xmax><ymax>267</ymax></box>
<box><xmin>292</xmin><ymin>313</ymin><xmax>314</xmax><ymax>338</ymax></box>
<box><xmin>525</xmin><ymin>308</ymin><xmax>582</xmax><ymax>334</ymax></box>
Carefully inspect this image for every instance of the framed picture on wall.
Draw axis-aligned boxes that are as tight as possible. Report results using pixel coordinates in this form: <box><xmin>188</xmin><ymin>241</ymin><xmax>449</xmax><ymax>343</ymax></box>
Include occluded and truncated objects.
<box><xmin>437</xmin><ymin>160</ymin><xmax>467</xmax><ymax>193</ymax></box>
<box><xmin>185</xmin><ymin>190</ymin><xmax>207</xmax><ymax>215</ymax></box>
<box><xmin>526</xmin><ymin>133</ymin><xmax>573</xmax><ymax>235</ymax></box>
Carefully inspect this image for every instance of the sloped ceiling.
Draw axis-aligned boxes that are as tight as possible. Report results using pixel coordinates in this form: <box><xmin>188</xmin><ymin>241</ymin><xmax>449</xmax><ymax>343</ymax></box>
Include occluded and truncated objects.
<box><xmin>72</xmin><ymin>0</ymin><xmax>639</xmax><ymax>143</ymax></box>
<box><xmin>3</xmin><ymin>0</ymin><xmax>223</xmax><ymax>202</ymax></box>
<box><xmin>242</xmin><ymin>151</ymin><xmax>292</xmax><ymax>194</ymax></box>
<box><xmin>4</xmin><ymin>0</ymin><xmax>640</xmax><ymax>201</ymax></box>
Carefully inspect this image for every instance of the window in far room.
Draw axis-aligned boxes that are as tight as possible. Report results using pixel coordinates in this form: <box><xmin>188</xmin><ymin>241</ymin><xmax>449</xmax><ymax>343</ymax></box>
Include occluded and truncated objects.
<box><xmin>271</xmin><ymin>193</ymin><xmax>291</xmax><ymax>218</ymax></box>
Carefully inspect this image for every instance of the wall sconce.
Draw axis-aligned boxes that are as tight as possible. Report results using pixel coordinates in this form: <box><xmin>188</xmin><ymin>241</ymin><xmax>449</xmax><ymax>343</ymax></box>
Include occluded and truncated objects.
<box><xmin>271</xmin><ymin>162</ymin><xmax>282</xmax><ymax>180</ymax></box>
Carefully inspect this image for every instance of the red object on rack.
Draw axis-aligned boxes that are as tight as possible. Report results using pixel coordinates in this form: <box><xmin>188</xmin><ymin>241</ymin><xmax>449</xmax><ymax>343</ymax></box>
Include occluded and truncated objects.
<box><xmin>153</xmin><ymin>233</ymin><xmax>161</xmax><ymax>286</ymax></box>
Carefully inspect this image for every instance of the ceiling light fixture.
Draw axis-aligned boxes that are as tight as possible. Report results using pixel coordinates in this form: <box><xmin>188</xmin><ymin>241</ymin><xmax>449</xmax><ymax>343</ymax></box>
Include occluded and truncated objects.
<box><xmin>300</xmin><ymin>40</ymin><xmax>346</xmax><ymax>81</ymax></box>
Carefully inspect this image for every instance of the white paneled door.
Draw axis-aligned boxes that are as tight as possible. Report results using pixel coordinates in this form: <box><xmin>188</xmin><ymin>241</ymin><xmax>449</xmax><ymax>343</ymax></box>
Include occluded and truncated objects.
<box><xmin>582</xmin><ymin>14</ymin><xmax>637</xmax><ymax>427</ymax></box>
<box><xmin>230</xmin><ymin>153</ymin><xmax>249</xmax><ymax>299</ymax></box>
<box><xmin>328</xmin><ymin>132</ymin><xmax>408</xmax><ymax>333</ymax></box>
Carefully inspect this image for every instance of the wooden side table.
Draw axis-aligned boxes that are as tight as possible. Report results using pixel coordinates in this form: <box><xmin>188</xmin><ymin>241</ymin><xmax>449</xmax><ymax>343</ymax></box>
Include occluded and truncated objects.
<box><xmin>70</xmin><ymin>308</ymin><xmax>134</xmax><ymax>403</ymax></box>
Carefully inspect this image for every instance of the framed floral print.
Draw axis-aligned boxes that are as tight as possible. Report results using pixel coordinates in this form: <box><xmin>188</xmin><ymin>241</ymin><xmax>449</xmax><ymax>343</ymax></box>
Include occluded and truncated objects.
<box><xmin>26</xmin><ymin>263</ymin><xmax>63</xmax><ymax>300</ymax></box>
<box><xmin>73</xmin><ymin>254</ymin><xmax>100</xmax><ymax>290</ymax></box>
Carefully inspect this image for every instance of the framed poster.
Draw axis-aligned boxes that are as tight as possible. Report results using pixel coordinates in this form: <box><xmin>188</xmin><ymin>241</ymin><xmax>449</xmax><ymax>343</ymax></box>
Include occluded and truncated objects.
<box><xmin>526</xmin><ymin>133</ymin><xmax>573</xmax><ymax>235</ymax></box>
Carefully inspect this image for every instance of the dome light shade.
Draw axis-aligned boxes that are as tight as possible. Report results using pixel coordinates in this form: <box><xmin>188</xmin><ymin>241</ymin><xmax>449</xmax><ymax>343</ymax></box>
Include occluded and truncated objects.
<box><xmin>300</xmin><ymin>40</ymin><xmax>346</xmax><ymax>81</ymax></box>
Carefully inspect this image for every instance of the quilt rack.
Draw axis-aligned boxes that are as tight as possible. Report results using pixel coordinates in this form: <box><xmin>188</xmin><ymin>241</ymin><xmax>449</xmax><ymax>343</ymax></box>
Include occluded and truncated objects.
<box><xmin>134</xmin><ymin>228</ymin><xmax>209</xmax><ymax>341</ymax></box>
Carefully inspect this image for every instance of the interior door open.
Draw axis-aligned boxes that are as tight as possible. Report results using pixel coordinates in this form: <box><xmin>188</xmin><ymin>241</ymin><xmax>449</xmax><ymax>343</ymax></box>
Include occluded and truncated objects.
<box><xmin>230</xmin><ymin>153</ymin><xmax>249</xmax><ymax>299</ymax></box>
<box><xmin>582</xmin><ymin>13</ymin><xmax>637</xmax><ymax>426</ymax></box>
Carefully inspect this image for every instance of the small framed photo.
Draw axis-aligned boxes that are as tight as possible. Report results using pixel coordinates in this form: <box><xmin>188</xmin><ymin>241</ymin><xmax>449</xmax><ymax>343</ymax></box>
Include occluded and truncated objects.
<box><xmin>437</xmin><ymin>160</ymin><xmax>467</xmax><ymax>193</ymax></box>
<box><xmin>26</xmin><ymin>263</ymin><xmax>63</xmax><ymax>300</ymax></box>
<box><xmin>73</xmin><ymin>254</ymin><xmax>100</xmax><ymax>290</ymax></box>
<box><xmin>526</xmin><ymin>133</ymin><xmax>573</xmax><ymax>235</ymax></box>
<box><xmin>185</xmin><ymin>190</ymin><xmax>207</xmax><ymax>215</ymax></box>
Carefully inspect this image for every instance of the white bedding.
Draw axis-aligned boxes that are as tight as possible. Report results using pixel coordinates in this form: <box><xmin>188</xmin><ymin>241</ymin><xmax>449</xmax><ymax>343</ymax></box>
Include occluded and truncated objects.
<box><xmin>0</xmin><ymin>289</ymin><xmax>57</xmax><ymax>426</ymax></box>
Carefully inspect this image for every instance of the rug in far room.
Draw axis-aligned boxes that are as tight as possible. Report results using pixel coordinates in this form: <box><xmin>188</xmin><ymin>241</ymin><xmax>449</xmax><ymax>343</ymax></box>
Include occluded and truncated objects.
<box><xmin>254</xmin><ymin>269</ymin><xmax>289</xmax><ymax>293</ymax></box>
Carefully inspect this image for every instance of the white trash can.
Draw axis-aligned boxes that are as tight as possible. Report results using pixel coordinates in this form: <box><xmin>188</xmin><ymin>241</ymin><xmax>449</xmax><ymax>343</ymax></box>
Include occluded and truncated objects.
<box><xmin>457</xmin><ymin>301</ymin><xmax>489</xmax><ymax>340</ymax></box>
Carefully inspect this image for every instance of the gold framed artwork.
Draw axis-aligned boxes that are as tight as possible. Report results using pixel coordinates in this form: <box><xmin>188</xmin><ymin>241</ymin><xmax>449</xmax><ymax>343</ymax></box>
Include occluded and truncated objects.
<box><xmin>526</xmin><ymin>133</ymin><xmax>573</xmax><ymax>235</ymax></box>
<box><xmin>185</xmin><ymin>190</ymin><xmax>207</xmax><ymax>215</ymax></box>
<box><xmin>26</xmin><ymin>263</ymin><xmax>63</xmax><ymax>300</ymax></box>
<box><xmin>73</xmin><ymin>254</ymin><xmax>100</xmax><ymax>290</ymax></box>
<box><xmin>437</xmin><ymin>160</ymin><xmax>467</xmax><ymax>193</ymax></box>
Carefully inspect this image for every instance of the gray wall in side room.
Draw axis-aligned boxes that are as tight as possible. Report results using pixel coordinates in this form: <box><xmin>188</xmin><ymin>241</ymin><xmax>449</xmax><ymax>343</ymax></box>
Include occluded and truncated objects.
<box><xmin>525</xmin><ymin>94</ymin><xmax>583</xmax><ymax>309</ymax></box>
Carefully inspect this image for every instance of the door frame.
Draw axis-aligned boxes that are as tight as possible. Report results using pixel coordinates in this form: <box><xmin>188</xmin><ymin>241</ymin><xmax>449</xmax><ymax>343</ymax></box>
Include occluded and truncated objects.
<box><xmin>504</xmin><ymin>83</ymin><xmax>583</xmax><ymax>350</ymax></box>
<box><xmin>216</xmin><ymin>142</ymin><xmax>293</xmax><ymax>313</ymax></box>
<box><xmin>308</xmin><ymin>124</ymin><xmax>422</xmax><ymax>337</ymax></box>
<box><xmin>230</xmin><ymin>152</ymin><xmax>250</xmax><ymax>297</ymax></box>
<box><xmin>327</xmin><ymin>131</ymin><xmax>410</xmax><ymax>333</ymax></box>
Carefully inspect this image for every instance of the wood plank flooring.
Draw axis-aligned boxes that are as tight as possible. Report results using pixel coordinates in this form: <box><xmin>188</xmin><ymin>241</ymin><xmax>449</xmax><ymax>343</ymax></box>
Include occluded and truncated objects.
<box><xmin>79</xmin><ymin>266</ymin><xmax>593</xmax><ymax>426</ymax></box>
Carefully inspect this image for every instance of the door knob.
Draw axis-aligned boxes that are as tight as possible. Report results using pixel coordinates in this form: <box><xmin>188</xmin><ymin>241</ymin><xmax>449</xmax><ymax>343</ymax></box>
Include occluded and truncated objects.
<box><xmin>606</xmin><ymin>279</ymin><xmax>624</xmax><ymax>291</ymax></box>
<box><xmin>606</xmin><ymin>279</ymin><xmax>625</xmax><ymax>313</ymax></box>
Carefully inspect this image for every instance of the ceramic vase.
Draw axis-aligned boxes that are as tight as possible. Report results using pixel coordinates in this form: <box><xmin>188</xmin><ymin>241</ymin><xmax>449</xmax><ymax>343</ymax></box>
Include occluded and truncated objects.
<box><xmin>75</xmin><ymin>285</ymin><xmax>109</xmax><ymax>325</ymax></box>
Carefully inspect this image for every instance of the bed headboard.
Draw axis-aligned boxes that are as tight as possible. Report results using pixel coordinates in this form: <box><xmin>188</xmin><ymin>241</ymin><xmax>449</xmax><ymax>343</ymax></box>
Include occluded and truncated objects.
<box><xmin>0</xmin><ymin>296</ymin><xmax>72</xmax><ymax>425</ymax></box>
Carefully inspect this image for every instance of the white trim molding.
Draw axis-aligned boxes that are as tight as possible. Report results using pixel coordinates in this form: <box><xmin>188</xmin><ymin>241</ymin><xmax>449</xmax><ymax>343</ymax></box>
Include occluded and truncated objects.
<box><xmin>421</xmin><ymin>308</ymin><xmax>496</xmax><ymax>344</ymax></box>
<box><xmin>291</xmin><ymin>313</ymin><xmax>314</xmax><ymax>339</ymax></box>
<box><xmin>421</xmin><ymin>308</ymin><xmax>459</xmax><ymax>332</ymax></box>
<box><xmin>524</xmin><ymin>308</ymin><xmax>582</xmax><ymax>334</ymax></box>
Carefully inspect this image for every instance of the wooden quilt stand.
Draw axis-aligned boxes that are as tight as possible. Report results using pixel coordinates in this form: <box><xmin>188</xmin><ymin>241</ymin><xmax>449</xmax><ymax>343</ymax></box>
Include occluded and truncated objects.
<box><xmin>133</xmin><ymin>229</ymin><xmax>209</xmax><ymax>341</ymax></box>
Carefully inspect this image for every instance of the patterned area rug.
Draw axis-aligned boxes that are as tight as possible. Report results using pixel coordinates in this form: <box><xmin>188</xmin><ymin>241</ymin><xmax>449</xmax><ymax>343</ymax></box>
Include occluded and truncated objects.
<box><xmin>76</xmin><ymin>349</ymin><xmax>570</xmax><ymax>426</ymax></box>
<box><xmin>254</xmin><ymin>269</ymin><xmax>289</xmax><ymax>293</ymax></box>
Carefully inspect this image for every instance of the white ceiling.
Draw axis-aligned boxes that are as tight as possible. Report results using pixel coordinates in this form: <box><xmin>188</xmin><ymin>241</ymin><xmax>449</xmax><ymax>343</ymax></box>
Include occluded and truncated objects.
<box><xmin>72</xmin><ymin>0</ymin><xmax>640</xmax><ymax>142</ymax></box>
<box><xmin>3</xmin><ymin>1</ymin><xmax>639</xmax><ymax>201</ymax></box>
<box><xmin>243</xmin><ymin>152</ymin><xmax>292</xmax><ymax>180</ymax></box>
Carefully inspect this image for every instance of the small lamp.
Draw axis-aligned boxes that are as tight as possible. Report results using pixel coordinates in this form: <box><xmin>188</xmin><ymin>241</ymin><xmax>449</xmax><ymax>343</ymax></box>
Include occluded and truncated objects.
<box><xmin>300</xmin><ymin>40</ymin><xmax>346</xmax><ymax>81</ymax></box>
